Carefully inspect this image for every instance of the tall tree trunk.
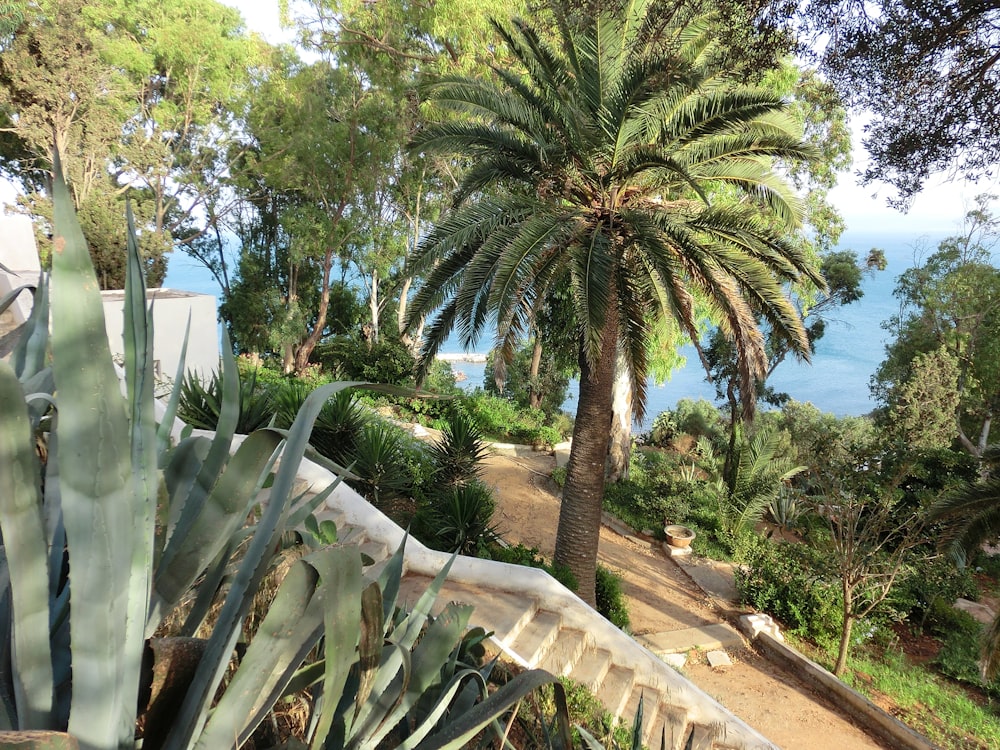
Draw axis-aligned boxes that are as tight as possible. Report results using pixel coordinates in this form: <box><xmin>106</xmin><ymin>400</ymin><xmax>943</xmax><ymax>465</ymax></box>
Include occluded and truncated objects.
<box><xmin>292</xmin><ymin>251</ymin><xmax>334</xmax><ymax>372</ymax></box>
<box><xmin>607</xmin><ymin>349</ymin><xmax>632</xmax><ymax>482</ymax></box>
<box><xmin>528</xmin><ymin>333</ymin><xmax>544</xmax><ymax>410</ymax></box>
<box><xmin>555</xmin><ymin>312</ymin><xmax>618</xmax><ymax>607</ymax></box>
<box><xmin>368</xmin><ymin>268</ymin><xmax>380</xmax><ymax>345</ymax></box>
<box><xmin>835</xmin><ymin>582</ymin><xmax>854</xmax><ymax>676</ymax></box>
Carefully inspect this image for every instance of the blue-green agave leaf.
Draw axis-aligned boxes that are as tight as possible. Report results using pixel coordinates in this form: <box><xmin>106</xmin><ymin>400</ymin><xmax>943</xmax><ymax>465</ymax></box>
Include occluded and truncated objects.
<box><xmin>0</xmin><ymin>362</ymin><xmax>53</xmax><ymax>727</ymax></box>
<box><xmin>51</xmin><ymin>159</ymin><xmax>135</xmax><ymax>750</ymax></box>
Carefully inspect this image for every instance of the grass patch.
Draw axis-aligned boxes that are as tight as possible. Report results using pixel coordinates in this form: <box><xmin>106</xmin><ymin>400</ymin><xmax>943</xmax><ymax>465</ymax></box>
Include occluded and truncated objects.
<box><xmin>790</xmin><ymin>637</ymin><xmax>1000</xmax><ymax>749</ymax></box>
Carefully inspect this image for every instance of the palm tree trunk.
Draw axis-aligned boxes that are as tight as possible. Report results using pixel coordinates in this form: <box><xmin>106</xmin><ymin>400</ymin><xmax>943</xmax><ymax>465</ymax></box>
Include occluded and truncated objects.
<box><xmin>555</xmin><ymin>313</ymin><xmax>618</xmax><ymax>607</ymax></box>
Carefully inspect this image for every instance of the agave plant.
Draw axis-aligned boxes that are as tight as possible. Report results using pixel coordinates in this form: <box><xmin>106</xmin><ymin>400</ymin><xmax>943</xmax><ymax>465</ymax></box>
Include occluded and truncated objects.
<box><xmin>176</xmin><ymin>365</ymin><xmax>275</xmax><ymax>433</ymax></box>
<box><xmin>0</xmin><ymin>161</ymin><xmax>556</xmax><ymax>749</ymax></box>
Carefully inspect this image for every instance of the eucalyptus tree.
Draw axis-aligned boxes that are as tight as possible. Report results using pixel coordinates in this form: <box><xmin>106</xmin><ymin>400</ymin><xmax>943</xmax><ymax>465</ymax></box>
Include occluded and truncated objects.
<box><xmin>0</xmin><ymin>0</ymin><xmax>260</xmax><ymax>287</ymax></box>
<box><xmin>874</xmin><ymin>196</ymin><xmax>1000</xmax><ymax>462</ymax></box>
<box><xmin>406</xmin><ymin>0</ymin><xmax>823</xmax><ymax>604</ymax></box>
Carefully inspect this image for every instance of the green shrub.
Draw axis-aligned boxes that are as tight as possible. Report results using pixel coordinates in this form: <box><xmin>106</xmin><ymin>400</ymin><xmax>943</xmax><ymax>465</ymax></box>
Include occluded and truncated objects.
<box><xmin>313</xmin><ymin>334</ymin><xmax>417</xmax><ymax>385</ymax></box>
<box><xmin>595</xmin><ymin>566</ymin><xmax>631</xmax><ymax>631</ymax></box>
<box><xmin>896</xmin><ymin>557</ymin><xmax>978</xmax><ymax>629</ymax></box>
<box><xmin>462</xmin><ymin>392</ymin><xmax>566</xmax><ymax>445</ymax></box>
<box><xmin>737</xmin><ymin>541</ymin><xmax>842</xmax><ymax>642</ymax></box>
<box><xmin>646</xmin><ymin>410</ymin><xmax>677</xmax><ymax>446</ymax></box>
<box><xmin>931</xmin><ymin>607</ymin><xmax>995</xmax><ymax>694</ymax></box>
<box><xmin>483</xmin><ymin>342</ymin><xmax>571</xmax><ymax>417</ymax></box>
<box><xmin>482</xmin><ymin>543</ymin><xmax>578</xmax><ymax>594</ymax></box>
<box><xmin>672</xmin><ymin>398</ymin><xmax>726</xmax><ymax>445</ymax></box>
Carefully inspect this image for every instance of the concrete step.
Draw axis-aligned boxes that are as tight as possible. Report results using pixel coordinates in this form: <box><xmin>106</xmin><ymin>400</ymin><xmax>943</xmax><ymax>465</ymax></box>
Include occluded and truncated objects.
<box><xmin>506</xmin><ymin>609</ymin><xmax>561</xmax><ymax>665</ymax></box>
<box><xmin>539</xmin><ymin>627</ymin><xmax>592</xmax><ymax>677</ymax></box>
<box><xmin>596</xmin><ymin>664</ymin><xmax>636</xmax><ymax>719</ymax></box>
<box><xmin>619</xmin><ymin>684</ymin><xmax>663</xmax><ymax>747</ymax></box>
<box><xmin>572</xmin><ymin>647</ymin><xmax>612</xmax><ymax>693</ymax></box>
<box><xmin>397</xmin><ymin>575</ymin><xmax>539</xmax><ymax>643</ymax></box>
<box><xmin>357</xmin><ymin>538</ymin><xmax>389</xmax><ymax>564</ymax></box>
<box><xmin>637</xmin><ymin>622</ymin><xmax>744</xmax><ymax>656</ymax></box>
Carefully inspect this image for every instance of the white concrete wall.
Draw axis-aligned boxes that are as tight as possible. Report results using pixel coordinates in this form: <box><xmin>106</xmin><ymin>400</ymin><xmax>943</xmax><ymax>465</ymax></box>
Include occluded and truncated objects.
<box><xmin>101</xmin><ymin>289</ymin><xmax>219</xmax><ymax>382</ymax></box>
<box><xmin>0</xmin><ymin>215</ymin><xmax>42</xmax><ymax>324</ymax></box>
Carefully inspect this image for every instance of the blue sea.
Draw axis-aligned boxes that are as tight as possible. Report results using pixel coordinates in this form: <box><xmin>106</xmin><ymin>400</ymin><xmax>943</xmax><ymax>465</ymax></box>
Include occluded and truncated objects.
<box><xmin>165</xmin><ymin>228</ymin><xmax>952</xmax><ymax>431</ymax></box>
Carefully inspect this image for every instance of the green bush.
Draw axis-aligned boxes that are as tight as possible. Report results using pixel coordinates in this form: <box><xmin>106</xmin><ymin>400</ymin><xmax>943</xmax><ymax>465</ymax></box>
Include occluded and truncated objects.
<box><xmin>483</xmin><ymin>342</ymin><xmax>571</xmax><ymax>417</ymax></box>
<box><xmin>482</xmin><ymin>544</ymin><xmax>579</xmax><ymax>596</ymax></box>
<box><xmin>671</xmin><ymin>398</ymin><xmax>726</xmax><ymax>445</ymax></box>
<box><xmin>737</xmin><ymin>541</ymin><xmax>842</xmax><ymax>642</ymax></box>
<box><xmin>462</xmin><ymin>392</ymin><xmax>566</xmax><ymax>446</ymax></box>
<box><xmin>931</xmin><ymin>607</ymin><xmax>995</xmax><ymax>694</ymax></box>
<box><xmin>595</xmin><ymin>566</ymin><xmax>631</xmax><ymax>631</ymax></box>
<box><xmin>312</xmin><ymin>334</ymin><xmax>417</xmax><ymax>385</ymax></box>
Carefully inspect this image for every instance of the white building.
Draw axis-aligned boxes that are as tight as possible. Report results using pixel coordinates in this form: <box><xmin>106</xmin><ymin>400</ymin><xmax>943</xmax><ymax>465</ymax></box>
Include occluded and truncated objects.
<box><xmin>1</xmin><ymin>214</ymin><xmax>219</xmax><ymax>380</ymax></box>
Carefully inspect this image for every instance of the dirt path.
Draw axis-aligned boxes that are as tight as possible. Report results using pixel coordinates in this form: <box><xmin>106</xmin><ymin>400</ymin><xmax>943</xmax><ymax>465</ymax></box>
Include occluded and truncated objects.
<box><xmin>482</xmin><ymin>451</ymin><xmax>886</xmax><ymax>750</ymax></box>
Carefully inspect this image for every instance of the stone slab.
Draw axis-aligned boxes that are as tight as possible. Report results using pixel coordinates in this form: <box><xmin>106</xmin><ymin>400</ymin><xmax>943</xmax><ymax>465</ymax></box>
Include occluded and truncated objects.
<box><xmin>707</xmin><ymin>650</ymin><xmax>732</xmax><ymax>668</ymax></box>
<box><xmin>638</xmin><ymin>623</ymin><xmax>743</xmax><ymax>655</ymax></box>
<box><xmin>954</xmin><ymin>597</ymin><xmax>996</xmax><ymax>624</ymax></box>
<box><xmin>674</xmin><ymin>557</ymin><xmax>739</xmax><ymax>604</ymax></box>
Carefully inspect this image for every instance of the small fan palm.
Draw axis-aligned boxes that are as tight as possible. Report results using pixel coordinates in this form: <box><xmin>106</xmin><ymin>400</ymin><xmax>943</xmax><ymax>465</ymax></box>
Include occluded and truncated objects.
<box><xmin>406</xmin><ymin>0</ymin><xmax>822</xmax><ymax>603</ymax></box>
<box><xmin>714</xmin><ymin>426</ymin><xmax>805</xmax><ymax>549</ymax></box>
<box><xmin>429</xmin><ymin>409</ymin><xmax>491</xmax><ymax>491</ymax></box>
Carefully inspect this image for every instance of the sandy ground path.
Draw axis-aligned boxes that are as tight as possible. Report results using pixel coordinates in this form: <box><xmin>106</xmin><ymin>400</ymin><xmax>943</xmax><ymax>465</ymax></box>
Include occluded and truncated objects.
<box><xmin>482</xmin><ymin>451</ymin><xmax>886</xmax><ymax>750</ymax></box>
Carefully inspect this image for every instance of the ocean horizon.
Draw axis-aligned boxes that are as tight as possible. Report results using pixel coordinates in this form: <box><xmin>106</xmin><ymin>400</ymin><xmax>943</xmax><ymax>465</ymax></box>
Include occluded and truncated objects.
<box><xmin>165</xmin><ymin>227</ymin><xmax>954</xmax><ymax>432</ymax></box>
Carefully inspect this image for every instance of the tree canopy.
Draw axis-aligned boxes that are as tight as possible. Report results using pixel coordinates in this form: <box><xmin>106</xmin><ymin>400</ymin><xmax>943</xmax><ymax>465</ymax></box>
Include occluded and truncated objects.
<box><xmin>802</xmin><ymin>0</ymin><xmax>1000</xmax><ymax>204</ymax></box>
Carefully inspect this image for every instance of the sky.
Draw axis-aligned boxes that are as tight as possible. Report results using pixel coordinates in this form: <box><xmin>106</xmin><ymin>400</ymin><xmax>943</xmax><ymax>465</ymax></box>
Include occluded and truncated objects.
<box><xmin>0</xmin><ymin>0</ymin><xmax>993</xmax><ymax>239</ymax></box>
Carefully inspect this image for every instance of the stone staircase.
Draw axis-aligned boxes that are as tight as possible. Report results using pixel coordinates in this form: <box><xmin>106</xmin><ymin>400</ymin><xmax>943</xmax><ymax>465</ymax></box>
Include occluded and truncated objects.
<box><xmin>292</xmin><ymin>458</ymin><xmax>779</xmax><ymax>750</ymax></box>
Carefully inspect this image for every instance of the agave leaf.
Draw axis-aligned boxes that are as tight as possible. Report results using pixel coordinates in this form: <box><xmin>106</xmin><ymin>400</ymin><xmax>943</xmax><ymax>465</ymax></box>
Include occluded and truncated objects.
<box><xmin>396</xmin><ymin>554</ymin><xmax>457</xmax><ymax>650</ymax></box>
<box><xmin>364</xmin><ymin>602</ymin><xmax>473</xmax><ymax>749</ymax></box>
<box><xmin>396</xmin><ymin>669</ymin><xmax>488</xmax><ymax>750</ymax></box>
<box><xmin>21</xmin><ymin>367</ymin><xmax>54</xmax><ymax>430</ymax></box>
<box><xmin>162</xmin><ymin>382</ymin><xmax>360</xmax><ymax>750</ymax></box>
<box><xmin>551</xmin><ymin>681</ymin><xmax>574</xmax><ymax>750</ymax></box>
<box><xmin>169</xmin><ymin>334</ymin><xmax>240</xmax><ymax>550</ymax></box>
<box><xmin>178</xmin><ymin>542</ymin><xmax>231</xmax><ymax>638</ymax></box>
<box><xmin>0</xmin><ymin>283</ymin><xmax>34</xmax><ymax>316</ymax></box>
<box><xmin>0</xmin><ymin>554</ymin><xmax>16</xmax><ymax>730</ymax></box>
<box><xmin>161</xmin><ymin>434</ymin><xmax>212</xmax><ymax>547</ymax></box>
<box><xmin>285</xmin><ymin>478</ymin><xmax>342</xmax><ymax>533</ymax></box>
<box><xmin>308</xmin><ymin>547</ymin><xmax>363</xmax><ymax>750</ymax></box>
<box><xmin>120</xmin><ymin>200</ymin><xmax>160</xmax><ymax>741</ymax></box>
<box><xmin>149</xmin><ymin>429</ymin><xmax>283</xmax><ymax>636</ymax></box>
<box><xmin>416</xmin><ymin>668</ymin><xmax>557</xmax><ymax>750</ymax></box>
<box><xmin>349</xmin><ymin>581</ymin><xmax>385</xmax><ymax>739</ymax></box>
<box><xmin>375</xmin><ymin>539</ymin><xmax>408</xmax><ymax>607</ymax></box>
<box><xmin>347</xmin><ymin>642</ymin><xmax>411</xmax><ymax>750</ymax></box>
<box><xmin>198</xmin><ymin>557</ymin><xmax>328</xmax><ymax>748</ymax></box>
<box><xmin>0</xmin><ymin>362</ymin><xmax>53</xmax><ymax>727</ymax></box>
<box><xmin>10</xmin><ymin>272</ymin><xmax>48</xmax><ymax>382</ymax></box>
<box><xmin>51</xmin><ymin>159</ymin><xmax>134</xmax><ymax>750</ymax></box>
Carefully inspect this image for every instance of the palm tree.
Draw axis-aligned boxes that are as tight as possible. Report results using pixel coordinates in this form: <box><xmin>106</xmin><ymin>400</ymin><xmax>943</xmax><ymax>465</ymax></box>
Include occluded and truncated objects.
<box><xmin>929</xmin><ymin>446</ymin><xmax>1000</xmax><ymax>678</ymax></box>
<box><xmin>406</xmin><ymin>0</ymin><xmax>823</xmax><ymax>605</ymax></box>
